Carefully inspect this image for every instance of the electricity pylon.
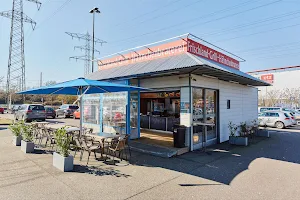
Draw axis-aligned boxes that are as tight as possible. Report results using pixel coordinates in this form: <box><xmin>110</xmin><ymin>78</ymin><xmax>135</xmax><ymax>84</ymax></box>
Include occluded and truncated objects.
<box><xmin>66</xmin><ymin>32</ymin><xmax>106</xmax><ymax>77</ymax></box>
<box><xmin>0</xmin><ymin>0</ymin><xmax>41</xmax><ymax>108</ymax></box>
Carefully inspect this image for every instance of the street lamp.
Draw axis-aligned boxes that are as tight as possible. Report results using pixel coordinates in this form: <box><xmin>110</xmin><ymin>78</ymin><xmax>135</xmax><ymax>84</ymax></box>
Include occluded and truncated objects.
<box><xmin>89</xmin><ymin>7</ymin><xmax>100</xmax><ymax>73</ymax></box>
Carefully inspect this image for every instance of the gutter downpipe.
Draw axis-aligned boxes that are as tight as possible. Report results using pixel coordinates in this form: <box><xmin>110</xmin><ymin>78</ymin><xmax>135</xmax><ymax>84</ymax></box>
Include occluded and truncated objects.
<box><xmin>189</xmin><ymin>73</ymin><xmax>193</xmax><ymax>152</ymax></box>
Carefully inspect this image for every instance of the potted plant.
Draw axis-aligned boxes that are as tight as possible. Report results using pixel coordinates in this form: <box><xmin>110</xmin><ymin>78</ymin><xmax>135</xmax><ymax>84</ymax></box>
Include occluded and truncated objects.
<box><xmin>228</xmin><ymin>121</ymin><xmax>237</xmax><ymax>144</ymax></box>
<box><xmin>9</xmin><ymin>121</ymin><xmax>23</xmax><ymax>146</ymax></box>
<box><xmin>228</xmin><ymin>121</ymin><xmax>248</xmax><ymax>146</ymax></box>
<box><xmin>256</xmin><ymin>119</ymin><xmax>270</xmax><ymax>138</ymax></box>
<box><xmin>21</xmin><ymin>123</ymin><xmax>35</xmax><ymax>153</ymax></box>
<box><xmin>53</xmin><ymin>127</ymin><xmax>73</xmax><ymax>172</ymax></box>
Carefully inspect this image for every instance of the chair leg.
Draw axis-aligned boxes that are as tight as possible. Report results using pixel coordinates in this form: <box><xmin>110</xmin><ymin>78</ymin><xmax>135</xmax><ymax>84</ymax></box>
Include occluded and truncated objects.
<box><xmin>94</xmin><ymin>151</ymin><xmax>97</xmax><ymax>160</ymax></box>
<box><xmin>80</xmin><ymin>150</ymin><xmax>84</xmax><ymax>161</ymax></box>
<box><xmin>87</xmin><ymin>152</ymin><xmax>91</xmax><ymax>165</ymax></box>
<box><xmin>74</xmin><ymin>149</ymin><xmax>77</xmax><ymax>158</ymax></box>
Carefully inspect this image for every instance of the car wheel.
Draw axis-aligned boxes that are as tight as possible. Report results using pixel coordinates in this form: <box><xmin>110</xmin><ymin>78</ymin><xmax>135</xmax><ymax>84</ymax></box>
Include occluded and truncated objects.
<box><xmin>275</xmin><ymin>121</ymin><xmax>285</xmax><ymax>129</ymax></box>
<box><xmin>63</xmin><ymin>113</ymin><xmax>67</xmax><ymax>118</ymax></box>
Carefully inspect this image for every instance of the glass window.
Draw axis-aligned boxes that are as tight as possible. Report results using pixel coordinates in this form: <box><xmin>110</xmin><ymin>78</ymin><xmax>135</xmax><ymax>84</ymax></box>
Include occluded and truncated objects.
<box><xmin>102</xmin><ymin>92</ymin><xmax>127</xmax><ymax>134</ymax></box>
<box><xmin>28</xmin><ymin>105</ymin><xmax>44</xmax><ymax>110</ymax></box>
<box><xmin>83</xmin><ymin>97</ymin><xmax>100</xmax><ymax>124</ymax></box>
<box><xmin>269</xmin><ymin>113</ymin><xmax>279</xmax><ymax>117</ymax></box>
<box><xmin>192</xmin><ymin>88</ymin><xmax>204</xmax><ymax>123</ymax></box>
<box><xmin>69</xmin><ymin>105</ymin><xmax>79</xmax><ymax>109</ymax></box>
<box><xmin>284</xmin><ymin>113</ymin><xmax>290</xmax><ymax>117</ymax></box>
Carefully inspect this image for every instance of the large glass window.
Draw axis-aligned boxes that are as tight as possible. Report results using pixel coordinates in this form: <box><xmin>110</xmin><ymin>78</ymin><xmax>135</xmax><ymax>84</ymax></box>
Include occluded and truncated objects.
<box><xmin>102</xmin><ymin>92</ymin><xmax>127</xmax><ymax>134</ymax></box>
<box><xmin>83</xmin><ymin>94</ymin><xmax>100</xmax><ymax>124</ymax></box>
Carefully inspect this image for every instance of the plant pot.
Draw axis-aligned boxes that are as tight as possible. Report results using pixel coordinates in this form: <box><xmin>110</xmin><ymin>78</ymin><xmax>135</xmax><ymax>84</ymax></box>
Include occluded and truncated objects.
<box><xmin>12</xmin><ymin>135</ymin><xmax>22</xmax><ymax>146</ymax></box>
<box><xmin>255</xmin><ymin>129</ymin><xmax>270</xmax><ymax>138</ymax></box>
<box><xmin>21</xmin><ymin>140</ymin><xmax>35</xmax><ymax>153</ymax></box>
<box><xmin>53</xmin><ymin>152</ymin><xmax>73</xmax><ymax>172</ymax></box>
<box><xmin>229</xmin><ymin>136</ymin><xmax>248</xmax><ymax>146</ymax></box>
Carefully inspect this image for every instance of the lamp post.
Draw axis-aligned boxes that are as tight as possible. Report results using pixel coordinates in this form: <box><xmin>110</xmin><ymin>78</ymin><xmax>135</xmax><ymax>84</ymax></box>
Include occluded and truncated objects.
<box><xmin>89</xmin><ymin>7</ymin><xmax>100</xmax><ymax>73</ymax></box>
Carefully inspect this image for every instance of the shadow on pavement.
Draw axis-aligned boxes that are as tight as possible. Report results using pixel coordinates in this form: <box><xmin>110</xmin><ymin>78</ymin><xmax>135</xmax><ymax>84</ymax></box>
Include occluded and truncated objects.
<box><xmin>130</xmin><ymin>131</ymin><xmax>300</xmax><ymax>185</ymax></box>
<box><xmin>73</xmin><ymin>165</ymin><xmax>131</xmax><ymax>178</ymax></box>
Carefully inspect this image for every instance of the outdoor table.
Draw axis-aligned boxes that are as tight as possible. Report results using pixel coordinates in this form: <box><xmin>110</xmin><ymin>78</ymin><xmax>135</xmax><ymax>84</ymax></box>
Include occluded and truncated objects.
<box><xmin>85</xmin><ymin>132</ymin><xmax>120</xmax><ymax>159</ymax></box>
<box><xmin>31</xmin><ymin>121</ymin><xmax>50</xmax><ymax>146</ymax></box>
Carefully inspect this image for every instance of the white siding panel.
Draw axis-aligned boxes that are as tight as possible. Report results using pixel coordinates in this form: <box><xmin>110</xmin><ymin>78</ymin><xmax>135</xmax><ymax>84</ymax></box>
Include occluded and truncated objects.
<box><xmin>192</xmin><ymin>74</ymin><xmax>258</xmax><ymax>143</ymax></box>
<box><xmin>140</xmin><ymin>75</ymin><xmax>189</xmax><ymax>89</ymax></box>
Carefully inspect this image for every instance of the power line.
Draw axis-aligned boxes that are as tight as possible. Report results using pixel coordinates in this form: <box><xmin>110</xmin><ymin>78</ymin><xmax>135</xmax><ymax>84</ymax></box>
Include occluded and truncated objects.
<box><xmin>113</xmin><ymin>0</ymin><xmax>185</xmax><ymax>27</ymax></box>
<box><xmin>35</xmin><ymin>0</ymin><xmax>72</xmax><ymax>30</ymax></box>
<box><xmin>216</xmin><ymin>22</ymin><xmax>300</xmax><ymax>43</ymax></box>
<box><xmin>108</xmin><ymin>0</ymin><xmax>281</xmax><ymax>45</ymax></box>
<box><xmin>199</xmin><ymin>9</ymin><xmax>300</xmax><ymax>38</ymax></box>
<box><xmin>236</xmin><ymin>41</ymin><xmax>300</xmax><ymax>53</ymax></box>
<box><xmin>255</xmin><ymin>50</ymin><xmax>300</xmax><ymax>60</ymax></box>
<box><xmin>118</xmin><ymin>0</ymin><xmax>207</xmax><ymax>31</ymax></box>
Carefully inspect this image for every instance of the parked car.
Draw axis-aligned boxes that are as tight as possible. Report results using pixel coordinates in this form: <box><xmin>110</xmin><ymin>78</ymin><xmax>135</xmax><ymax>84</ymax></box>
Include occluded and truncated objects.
<box><xmin>0</xmin><ymin>106</ymin><xmax>4</xmax><ymax>114</ymax></box>
<box><xmin>285</xmin><ymin>111</ymin><xmax>297</xmax><ymax>125</ymax></box>
<box><xmin>11</xmin><ymin>105</ymin><xmax>20</xmax><ymax>114</ymax></box>
<box><xmin>15</xmin><ymin>104</ymin><xmax>46</xmax><ymax>122</ymax></box>
<box><xmin>258</xmin><ymin>111</ymin><xmax>293</xmax><ymax>129</ymax></box>
<box><xmin>55</xmin><ymin>104</ymin><xmax>79</xmax><ymax>118</ymax></box>
<box><xmin>73</xmin><ymin>109</ymin><xmax>80</xmax><ymax>119</ymax></box>
<box><xmin>45</xmin><ymin>106</ymin><xmax>56</xmax><ymax>119</ymax></box>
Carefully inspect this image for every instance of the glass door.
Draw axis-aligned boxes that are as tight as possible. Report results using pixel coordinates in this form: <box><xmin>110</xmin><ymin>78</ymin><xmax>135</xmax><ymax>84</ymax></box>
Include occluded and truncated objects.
<box><xmin>206</xmin><ymin>89</ymin><xmax>217</xmax><ymax>141</ymax></box>
<box><xmin>192</xmin><ymin>88</ymin><xmax>218</xmax><ymax>149</ymax></box>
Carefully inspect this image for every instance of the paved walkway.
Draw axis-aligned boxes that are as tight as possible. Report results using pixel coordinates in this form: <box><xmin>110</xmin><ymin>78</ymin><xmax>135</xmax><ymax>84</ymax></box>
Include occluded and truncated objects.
<box><xmin>1</xmin><ymin>126</ymin><xmax>300</xmax><ymax>200</ymax></box>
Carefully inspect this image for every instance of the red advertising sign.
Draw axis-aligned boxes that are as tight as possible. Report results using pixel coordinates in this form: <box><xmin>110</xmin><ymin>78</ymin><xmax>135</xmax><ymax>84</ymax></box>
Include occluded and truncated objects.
<box><xmin>186</xmin><ymin>38</ymin><xmax>240</xmax><ymax>70</ymax></box>
<box><xmin>98</xmin><ymin>39</ymin><xmax>187</xmax><ymax>70</ymax></box>
<box><xmin>97</xmin><ymin>37</ymin><xmax>240</xmax><ymax>70</ymax></box>
<box><xmin>261</xmin><ymin>74</ymin><xmax>274</xmax><ymax>83</ymax></box>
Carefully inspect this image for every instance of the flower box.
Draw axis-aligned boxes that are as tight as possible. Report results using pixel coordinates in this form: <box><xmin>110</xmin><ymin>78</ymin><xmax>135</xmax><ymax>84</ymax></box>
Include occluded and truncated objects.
<box><xmin>12</xmin><ymin>135</ymin><xmax>22</xmax><ymax>146</ymax></box>
<box><xmin>21</xmin><ymin>140</ymin><xmax>35</xmax><ymax>153</ymax></box>
<box><xmin>229</xmin><ymin>136</ymin><xmax>248</xmax><ymax>146</ymax></box>
<box><xmin>53</xmin><ymin>152</ymin><xmax>74</xmax><ymax>172</ymax></box>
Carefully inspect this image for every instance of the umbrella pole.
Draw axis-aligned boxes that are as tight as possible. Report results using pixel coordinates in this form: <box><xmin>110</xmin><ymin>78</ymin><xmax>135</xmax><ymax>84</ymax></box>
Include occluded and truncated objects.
<box><xmin>80</xmin><ymin>88</ymin><xmax>83</xmax><ymax>136</ymax></box>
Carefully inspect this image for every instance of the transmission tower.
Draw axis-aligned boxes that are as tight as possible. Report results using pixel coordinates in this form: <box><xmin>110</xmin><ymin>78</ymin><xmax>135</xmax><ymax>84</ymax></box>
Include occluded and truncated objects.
<box><xmin>0</xmin><ymin>0</ymin><xmax>41</xmax><ymax>107</ymax></box>
<box><xmin>66</xmin><ymin>32</ymin><xmax>106</xmax><ymax>77</ymax></box>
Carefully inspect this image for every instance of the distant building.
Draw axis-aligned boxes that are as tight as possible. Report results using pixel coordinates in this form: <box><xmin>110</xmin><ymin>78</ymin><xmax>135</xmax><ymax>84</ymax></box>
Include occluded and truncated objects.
<box><xmin>248</xmin><ymin>66</ymin><xmax>300</xmax><ymax>107</ymax></box>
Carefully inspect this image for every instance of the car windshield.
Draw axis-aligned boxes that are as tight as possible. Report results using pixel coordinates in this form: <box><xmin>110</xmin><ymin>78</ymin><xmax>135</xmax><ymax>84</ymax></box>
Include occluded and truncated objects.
<box><xmin>284</xmin><ymin>113</ymin><xmax>290</xmax><ymax>118</ymax></box>
<box><xmin>46</xmin><ymin>107</ymin><xmax>53</xmax><ymax>111</ymax></box>
<box><xmin>69</xmin><ymin>105</ymin><xmax>79</xmax><ymax>109</ymax></box>
<box><xmin>28</xmin><ymin>105</ymin><xmax>45</xmax><ymax>111</ymax></box>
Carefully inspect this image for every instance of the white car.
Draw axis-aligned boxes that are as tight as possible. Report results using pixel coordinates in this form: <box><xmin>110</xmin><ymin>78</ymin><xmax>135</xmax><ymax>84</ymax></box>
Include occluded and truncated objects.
<box><xmin>258</xmin><ymin>111</ymin><xmax>293</xmax><ymax>129</ymax></box>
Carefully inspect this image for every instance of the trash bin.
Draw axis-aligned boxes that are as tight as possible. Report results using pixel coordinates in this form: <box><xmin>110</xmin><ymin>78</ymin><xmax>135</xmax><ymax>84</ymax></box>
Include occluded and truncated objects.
<box><xmin>173</xmin><ymin>124</ymin><xmax>186</xmax><ymax>148</ymax></box>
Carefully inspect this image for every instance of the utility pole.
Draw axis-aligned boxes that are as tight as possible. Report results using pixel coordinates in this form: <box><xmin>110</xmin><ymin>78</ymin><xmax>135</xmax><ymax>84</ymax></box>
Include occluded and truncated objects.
<box><xmin>66</xmin><ymin>32</ymin><xmax>106</xmax><ymax>77</ymax></box>
<box><xmin>89</xmin><ymin>7</ymin><xmax>101</xmax><ymax>73</ymax></box>
<box><xmin>0</xmin><ymin>0</ymin><xmax>41</xmax><ymax>108</ymax></box>
<box><xmin>40</xmin><ymin>72</ymin><xmax>42</xmax><ymax>87</ymax></box>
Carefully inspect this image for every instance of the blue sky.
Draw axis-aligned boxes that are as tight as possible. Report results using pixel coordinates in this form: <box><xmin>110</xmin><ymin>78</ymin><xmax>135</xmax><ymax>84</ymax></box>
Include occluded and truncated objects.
<box><xmin>0</xmin><ymin>0</ymin><xmax>299</xmax><ymax>87</ymax></box>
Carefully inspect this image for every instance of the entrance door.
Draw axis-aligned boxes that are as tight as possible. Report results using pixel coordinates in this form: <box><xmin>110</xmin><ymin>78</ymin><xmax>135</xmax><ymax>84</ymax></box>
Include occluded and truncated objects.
<box><xmin>205</xmin><ymin>89</ymin><xmax>217</xmax><ymax>142</ymax></box>
<box><xmin>192</xmin><ymin>88</ymin><xmax>218</xmax><ymax>150</ymax></box>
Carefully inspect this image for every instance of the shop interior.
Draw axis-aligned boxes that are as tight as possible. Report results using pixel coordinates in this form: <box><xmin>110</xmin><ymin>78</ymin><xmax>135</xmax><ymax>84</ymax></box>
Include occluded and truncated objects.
<box><xmin>139</xmin><ymin>90</ymin><xmax>181</xmax><ymax>148</ymax></box>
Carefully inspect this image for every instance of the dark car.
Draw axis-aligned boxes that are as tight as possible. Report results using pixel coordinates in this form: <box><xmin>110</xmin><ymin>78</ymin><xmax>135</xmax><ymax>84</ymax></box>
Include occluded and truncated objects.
<box><xmin>15</xmin><ymin>104</ymin><xmax>46</xmax><ymax>122</ymax></box>
<box><xmin>55</xmin><ymin>104</ymin><xmax>79</xmax><ymax>118</ymax></box>
<box><xmin>45</xmin><ymin>106</ymin><xmax>56</xmax><ymax>119</ymax></box>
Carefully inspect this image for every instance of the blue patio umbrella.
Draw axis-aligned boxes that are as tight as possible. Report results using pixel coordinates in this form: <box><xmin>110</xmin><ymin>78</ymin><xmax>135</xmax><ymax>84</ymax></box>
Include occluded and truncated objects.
<box><xmin>18</xmin><ymin>77</ymin><xmax>148</xmax><ymax>134</ymax></box>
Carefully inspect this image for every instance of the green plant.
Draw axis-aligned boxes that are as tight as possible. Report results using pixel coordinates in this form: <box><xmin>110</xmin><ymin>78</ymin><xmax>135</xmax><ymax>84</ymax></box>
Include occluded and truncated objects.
<box><xmin>239</xmin><ymin>122</ymin><xmax>248</xmax><ymax>137</ymax></box>
<box><xmin>8</xmin><ymin>121</ymin><xmax>23</xmax><ymax>137</ymax></box>
<box><xmin>22</xmin><ymin>123</ymin><xmax>33</xmax><ymax>142</ymax></box>
<box><xmin>55</xmin><ymin>127</ymin><xmax>71</xmax><ymax>157</ymax></box>
<box><xmin>228</xmin><ymin>121</ymin><xmax>237</xmax><ymax>137</ymax></box>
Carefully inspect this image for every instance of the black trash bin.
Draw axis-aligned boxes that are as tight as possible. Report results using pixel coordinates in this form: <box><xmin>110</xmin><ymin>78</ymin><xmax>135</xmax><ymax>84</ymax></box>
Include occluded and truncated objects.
<box><xmin>173</xmin><ymin>124</ymin><xmax>186</xmax><ymax>148</ymax></box>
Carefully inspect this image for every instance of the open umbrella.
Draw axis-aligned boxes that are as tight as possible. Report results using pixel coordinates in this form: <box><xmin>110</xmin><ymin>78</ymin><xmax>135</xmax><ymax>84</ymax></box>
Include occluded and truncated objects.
<box><xmin>18</xmin><ymin>77</ymin><xmax>148</xmax><ymax>134</ymax></box>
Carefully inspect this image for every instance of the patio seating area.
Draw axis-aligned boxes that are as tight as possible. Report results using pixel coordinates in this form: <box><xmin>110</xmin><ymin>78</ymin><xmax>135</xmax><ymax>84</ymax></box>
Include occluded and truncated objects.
<box><xmin>29</xmin><ymin>121</ymin><xmax>131</xmax><ymax>166</ymax></box>
<box><xmin>1</xmin><ymin>125</ymin><xmax>300</xmax><ymax>199</ymax></box>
